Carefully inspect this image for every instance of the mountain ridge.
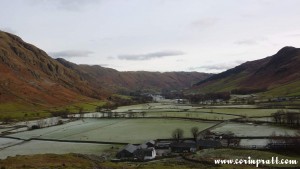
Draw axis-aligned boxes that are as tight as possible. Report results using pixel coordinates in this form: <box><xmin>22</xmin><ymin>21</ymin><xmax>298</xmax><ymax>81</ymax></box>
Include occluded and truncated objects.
<box><xmin>0</xmin><ymin>30</ymin><xmax>210</xmax><ymax>110</ymax></box>
<box><xmin>193</xmin><ymin>46</ymin><xmax>300</xmax><ymax>97</ymax></box>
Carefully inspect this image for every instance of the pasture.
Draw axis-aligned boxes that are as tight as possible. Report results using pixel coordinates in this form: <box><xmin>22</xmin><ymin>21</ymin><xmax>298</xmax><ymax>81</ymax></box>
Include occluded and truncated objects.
<box><xmin>211</xmin><ymin>122</ymin><xmax>299</xmax><ymax>137</ymax></box>
<box><xmin>9</xmin><ymin>118</ymin><xmax>216</xmax><ymax>143</ymax></box>
<box><xmin>0</xmin><ymin>139</ymin><xmax>115</xmax><ymax>159</ymax></box>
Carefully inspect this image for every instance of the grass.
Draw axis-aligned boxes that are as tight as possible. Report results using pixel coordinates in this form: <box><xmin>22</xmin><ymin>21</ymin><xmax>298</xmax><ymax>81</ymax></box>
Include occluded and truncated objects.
<box><xmin>146</xmin><ymin>111</ymin><xmax>238</xmax><ymax>120</ymax></box>
<box><xmin>0</xmin><ymin>153</ymin><xmax>261</xmax><ymax>169</ymax></box>
<box><xmin>262</xmin><ymin>80</ymin><xmax>300</xmax><ymax>98</ymax></box>
<box><xmin>0</xmin><ymin>139</ymin><xmax>119</xmax><ymax>159</ymax></box>
<box><xmin>193</xmin><ymin>148</ymin><xmax>300</xmax><ymax>168</ymax></box>
<box><xmin>211</xmin><ymin>122</ymin><xmax>298</xmax><ymax>137</ymax></box>
<box><xmin>196</xmin><ymin>108</ymin><xmax>292</xmax><ymax>117</ymax></box>
<box><xmin>0</xmin><ymin>101</ymin><xmax>107</xmax><ymax>121</ymax></box>
<box><xmin>0</xmin><ymin>154</ymin><xmax>95</xmax><ymax>169</ymax></box>
<box><xmin>0</xmin><ymin>153</ymin><xmax>271</xmax><ymax>169</ymax></box>
<box><xmin>112</xmin><ymin>94</ymin><xmax>132</xmax><ymax>100</ymax></box>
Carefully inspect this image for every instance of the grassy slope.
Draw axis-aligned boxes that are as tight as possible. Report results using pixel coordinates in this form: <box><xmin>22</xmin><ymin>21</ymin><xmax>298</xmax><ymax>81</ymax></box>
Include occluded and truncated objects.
<box><xmin>0</xmin><ymin>152</ymin><xmax>284</xmax><ymax>169</ymax></box>
<box><xmin>261</xmin><ymin>80</ymin><xmax>300</xmax><ymax>98</ymax></box>
<box><xmin>0</xmin><ymin>153</ymin><xmax>276</xmax><ymax>169</ymax></box>
<box><xmin>193</xmin><ymin>148</ymin><xmax>300</xmax><ymax>168</ymax></box>
<box><xmin>189</xmin><ymin>72</ymin><xmax>248</xmax><ymax>94</ymax></box>
<box><xmin>0</xmin><ymin>101</ymin><xmax>106</xmax><ymax>121</ymax></box>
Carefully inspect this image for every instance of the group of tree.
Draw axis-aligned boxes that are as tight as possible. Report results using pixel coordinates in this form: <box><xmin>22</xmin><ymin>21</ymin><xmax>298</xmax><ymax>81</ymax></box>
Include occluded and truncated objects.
<box><xmin>231</xmin><ymin>88</ymin><xmax>267</xmax><ymax>95</ymax></box>
<box><xmin>185</xmin><ymin>92</ymin><xmax>230</xmax><ymax>104</ymax></box>
<box><xmin>161</xmin><ymin>89</ymin><xmax>184</xmax><ymax>99</ymax></box>
<box><xmin>272</xmin><ymin>110</ymin><xmax>300</xmax><ymax>127</ymax></box>
<box><xmin>50</xmin><ymin>109</ymin><xmax>70</xmax><ymax>118</ymax></box>
<box><xmin>172</xmin><ymin>127</ymin><xmax>199</xmax><ymax>142</ymax></box>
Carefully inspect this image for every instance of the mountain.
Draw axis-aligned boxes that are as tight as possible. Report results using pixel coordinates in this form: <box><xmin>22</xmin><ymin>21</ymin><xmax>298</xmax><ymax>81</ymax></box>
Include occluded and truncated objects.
<box><xmin>56</xmin><ymin>58</ymin><xmax>210</xmax><ymax>93</ymax></box>
<box><xmin>0</xmin><ymin>30</ymin><xmax>210</xmax><ymax>112</ymax></box>
<box><xmin>192</xmin><ymin>46</ymin><xmax>300</xmax><ymax>97</ymax></box>
<box><xmin>0</xmin><ymin>31</ymin><xmax>107</xmax><ymax>110</ymax></box>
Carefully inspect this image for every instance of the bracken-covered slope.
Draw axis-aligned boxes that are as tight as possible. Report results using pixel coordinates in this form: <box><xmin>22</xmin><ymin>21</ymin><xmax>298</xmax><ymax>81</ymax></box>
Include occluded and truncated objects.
<box><xmin>192</xmin><ymin>46</ymin><xmax>300</xmax><ymax>97</ymax></box>
<box><xmin>56</xmin><ymin>58</ymin><xmax>210</xmax><ymax>93</ymax></box>
<box><xmin>0</xmin><ymin>31</ymin><xmax>105</xmax><ymax>109</ymax></box>
<box><xmin>0</xmin><ymin>30</ymin><xmax>210</xmax><ymax>110</ymax></box>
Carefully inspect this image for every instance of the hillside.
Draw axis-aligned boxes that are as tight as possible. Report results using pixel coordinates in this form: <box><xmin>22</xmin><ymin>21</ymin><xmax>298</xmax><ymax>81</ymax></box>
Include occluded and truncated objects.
<box><xmin>0</xmin><ymin>30</ymin><xmax>210</xmax><ymax>115</ymax></box>
<box><xmin>192</xmin><ymin>46</ymin><xmax>300</xmax><ymax>97</ymax></box>
<box><xmin>56</xmin><ymin>58</ymin><xmax>210</xmax><ymax>93</ymax></box>
<box><xmin>0</xmin><ymin>31</ymin><xmax>103</xmax><ymax>109</ymax></box>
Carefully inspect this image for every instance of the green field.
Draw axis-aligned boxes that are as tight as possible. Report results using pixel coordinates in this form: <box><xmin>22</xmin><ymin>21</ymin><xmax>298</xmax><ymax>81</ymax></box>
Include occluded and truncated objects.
<box><xmin>9</xmin><ymin>118</ymin><xmax>216</xmax><ymax>143</ymax></box>
<box><xmin>211</xmin><ymin>122</ymin><xmax>299</xmax><ymax>137</ymax></box>
<box><xmin>113</xmin><ymin>103</ymin><xmax>297</xmax><ymax>118</ymax></box>
<box><xmin>0</xmin><ymin>101</ymin><xmax>106</xmax><ymax>121</ymax></box>
<box><xmin>145</xmin><ymin>111</ymin><xmax>238</xmax><ymax>120</ymax></box>
<box><xmin>0</xmin><ymin>139</ymin><xmax>117</xmax><ymax>159</ymax></box>
<box><xmin>196</xmin><ymin>108</ymin><xmax>294</xmax><ymax>117</ymax></box>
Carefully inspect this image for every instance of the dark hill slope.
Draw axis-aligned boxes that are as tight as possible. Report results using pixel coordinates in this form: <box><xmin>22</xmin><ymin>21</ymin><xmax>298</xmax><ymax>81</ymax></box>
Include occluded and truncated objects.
<box><xmin>56</xmin><ymin>58</ymin><xmax>210</xmax><ymax>93</ymax></box>
<box><xmin>193</xmin><ymin>47</ymin><xmax>300</xmax><ymax>96</ymax></box>
<box><xmin>0</xmin><ymin>30</ymin><xmax>210</xmax><ymax>111</ymax></box>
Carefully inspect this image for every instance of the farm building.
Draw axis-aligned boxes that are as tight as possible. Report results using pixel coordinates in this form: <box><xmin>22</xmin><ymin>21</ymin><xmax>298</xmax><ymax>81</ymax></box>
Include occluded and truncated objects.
<box><xmin>197</xmin><ymin>139</ymin><xmax>222</xmax><ymax>149</ymax></box>
<box><xmin>135</xmin><ymin>147</ymin><xmax>156</xmax><ymax>160</ymax></box>
<box><xmin>140</xmin><ymin>140</ymin><xmax>155</xmax><ymax>149</ymax></box>
<box><xmin>155</xmin><ymin>141</ymin><xmax>172</xmax><ymax>149</ymax></box>
<box><xmin>116</xmin><ymin>141</ymin><xmax>157</xmax><ymax>160</ymax></box>
<box><xmin>170</xmin><ymin>140</ymin><xmax>197</xmax><ymax>153</ymax></box>
<box><xmin>116</xmin><ymin>144</ymin><xmax>138</xmax><ymax>159</ymax></box>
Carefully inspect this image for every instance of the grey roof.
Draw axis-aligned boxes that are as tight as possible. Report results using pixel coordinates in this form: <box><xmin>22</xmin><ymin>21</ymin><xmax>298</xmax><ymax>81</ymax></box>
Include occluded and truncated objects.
<box><xmin>170</xmin><ymin>142</ymin><xmax>197</xmax><ymax>148</ymax></box>
<box><xmin>146</xmin><ymin>140</ymin><xmax>155</xmax><ymax>145</ymax></box>
<box><xmin>123</xmin><ymin>144</ymin><xmax>138</xmax><ymax>153</ymax></box>
<box><xmin>197</xmin><ymin>139</ymin><xmax>222</xmax><ymax>147</ymax></box>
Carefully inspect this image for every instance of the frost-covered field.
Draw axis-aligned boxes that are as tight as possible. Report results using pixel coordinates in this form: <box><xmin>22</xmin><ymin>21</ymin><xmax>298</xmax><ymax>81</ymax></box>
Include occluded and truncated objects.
<box><xmin>211</xmin><ymin>122</ymin><xmax>299</xmax><ymax>137</ymax></box>
<box><xmin>239</xmin><ymin>139</ymin><xmax>269</xmax><ymax>147</ymax></box>
<box><xmin>112</xmin><ymin>103</ymin><xmax>195</xmax><ymax>113</ymax></box>
<box><xmin>9</xmin><ymin>119</ymin><xmax>216</xmax><ymax>143</ymax></box>
<box><xmin>0</xmin><ymin>140</ymin><xmax>115</xmax><ymax>159</ymax></box>
<box><xmin>145</xmin><ymin>111</ymin><xmax>238</xmax><ymax>120</ymax></box>
<box><xmin>0</xmin><ymin>138</ymin><xmax>23</xmax><ymax>149</ymax></box>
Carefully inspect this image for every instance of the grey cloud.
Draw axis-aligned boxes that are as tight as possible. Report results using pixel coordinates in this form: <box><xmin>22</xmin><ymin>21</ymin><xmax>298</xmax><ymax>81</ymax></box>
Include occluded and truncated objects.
<box><xmin>191</xmin><ymin>18</ymin><xmax>219</xmax><ymax>29</ymax></box>
<box><xmin>189</xmin><ymin>60</ymin><xmax>245</xmax><ymax>71</ymax></box>
<box><xmin>235</xmin><ymin>39</ymin><xmax>258</xmax><ymax>45</ymax></box>
<box><xmin>99</xmin><ymin>64</ymin><xmax>109</xmax><ymax>67</ymax></box>
<box><xmin>48</xmin><ymin>50</ymin><xmax>93</xmax><ymax>58</ymax></box>
<box><xmin>235</xmin><ymin>37</ymin><xmax>268</xmax><ymax>46</ymax></box>
<box><xmin>1</xmin><ymin>27</ymin><xmax>17</xmax><ymax>34</ymax></box>
<box><xmin>29</xmin><ymin>0</ymin><xmax>101</xmax><ymax>11</ymax></box>
<box><xmin>56</xmin><ymin>0</ymin><xmax>101</xmax><ymax>11</ymax></box>
<box><xmin>286</xmin><ymin>33</ymin><xmax>300</xmax><ymax>37</ymax></box>
<box><xmin>118</xmin><ymin>51</ymin><xmax>185</xmax><ymax>61</ymax></box>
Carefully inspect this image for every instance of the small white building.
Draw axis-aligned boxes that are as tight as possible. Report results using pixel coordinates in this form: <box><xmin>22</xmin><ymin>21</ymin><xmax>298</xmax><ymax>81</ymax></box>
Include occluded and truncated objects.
<box><xmin>143</xmin><ymin>147</ymin><xmax>156</xmax><ymax>160</ymax></box>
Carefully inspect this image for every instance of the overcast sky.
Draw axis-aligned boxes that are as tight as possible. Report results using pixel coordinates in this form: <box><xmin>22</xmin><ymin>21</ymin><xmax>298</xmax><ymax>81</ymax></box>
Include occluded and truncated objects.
<box><xmin>1</xmin><ymin>0</ymin><xmax>300</xmax><ymax>73</ymax></box>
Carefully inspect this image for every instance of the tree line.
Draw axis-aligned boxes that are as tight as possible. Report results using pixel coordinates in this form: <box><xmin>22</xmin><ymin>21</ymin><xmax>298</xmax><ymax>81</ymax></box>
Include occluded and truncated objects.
<box><xmin>272</xmin><ymin>110</ymin><xmax>300</xmax><ymax>127</ymax></box>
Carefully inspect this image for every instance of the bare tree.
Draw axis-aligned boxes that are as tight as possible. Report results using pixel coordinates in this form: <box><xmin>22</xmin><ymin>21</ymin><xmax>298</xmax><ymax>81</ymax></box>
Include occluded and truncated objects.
<box><xmin>172</xmin><ymin>128</ymin><xmax>184</xmax><ymax>142</ymax></box>
<box><xmin>141</xmin><ymin>111</ymin><xmax>146</xmax><ymax>118</ymax></box>
<box><xmin>191</xmin><ymin>127</ymin><xmax>199</xmax><ymax>140</ymax></box>
<box><xmin>107</xmin><ymin>111</ymin><xmax>113</xmax><ymax>118</ymax></box>
<box><xmin>113</xmin><ymin>112</ymin><xmax>119</xmax><ymax>118</ymax></box>
<box><xmin>78</xmin><ymin>107</ymin><xmax>83</xmax><ymax>113</ymax></box>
